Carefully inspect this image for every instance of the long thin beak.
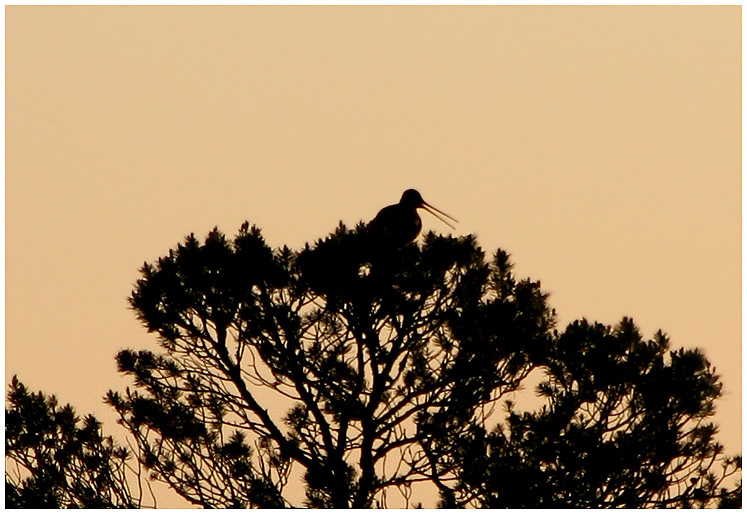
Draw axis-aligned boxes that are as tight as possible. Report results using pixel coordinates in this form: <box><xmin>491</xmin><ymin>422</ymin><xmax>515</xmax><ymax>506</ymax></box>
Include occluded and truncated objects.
<box><xmin>422</xmin><ymin>202</ymin><xmax>458</xmax><ymax>230</ymax></box>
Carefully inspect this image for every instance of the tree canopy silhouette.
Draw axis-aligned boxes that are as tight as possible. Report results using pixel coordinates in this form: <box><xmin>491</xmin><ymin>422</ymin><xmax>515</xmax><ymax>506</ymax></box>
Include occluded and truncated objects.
<box><xmin>5</xmin><ymin>377</ymin><xmax>139</xmax><ymax>508</ymax></box>
<box><xmin>6</xmin><ymin>222</ymin><xmax>741</xmax><ymax>508</ymax></box>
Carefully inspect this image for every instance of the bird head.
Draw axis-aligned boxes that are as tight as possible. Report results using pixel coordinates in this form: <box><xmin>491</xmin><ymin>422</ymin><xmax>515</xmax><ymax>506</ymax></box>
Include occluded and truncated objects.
<box><xmin>400</xmin><ymin>189</ymin><xmax>425</xmax><ymax>208</ymax></box>
<box><xmin>399</xmin><ymin>189</ymin><xmax>458</xmax><ymax>229</ymax></box>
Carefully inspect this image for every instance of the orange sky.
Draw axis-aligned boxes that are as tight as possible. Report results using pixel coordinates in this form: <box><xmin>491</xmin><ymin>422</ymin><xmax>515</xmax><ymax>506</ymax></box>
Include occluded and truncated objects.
<box><xmin>6</xmin><ymin>5</ymin><xmax>741</xmax><ymax>507</ymax></box>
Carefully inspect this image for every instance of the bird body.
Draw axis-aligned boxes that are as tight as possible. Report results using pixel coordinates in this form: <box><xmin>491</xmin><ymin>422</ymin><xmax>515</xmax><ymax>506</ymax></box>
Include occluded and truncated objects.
<box><xmin>370</xmin><ymin>202</ymin><xmax>423</xmax><ymax>246</ymax></box>
<box><xmin>369</xmin><ymin>189</ymin><xmax>457</xmax><ymax>246</ymax></box>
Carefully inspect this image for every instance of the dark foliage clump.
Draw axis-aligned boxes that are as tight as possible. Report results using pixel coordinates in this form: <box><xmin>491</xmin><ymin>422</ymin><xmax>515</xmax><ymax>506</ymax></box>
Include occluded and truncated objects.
<box><xmin>5</xmin><ymin>377</ymin><xmax>138</xmax><ymax>508</ymax></box>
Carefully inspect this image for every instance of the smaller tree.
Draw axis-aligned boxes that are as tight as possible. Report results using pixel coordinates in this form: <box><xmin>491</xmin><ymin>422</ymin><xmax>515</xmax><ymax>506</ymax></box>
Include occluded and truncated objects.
<box><xmin>446</xmin><ymin>319</ymin><xmax>742</xmax><ymax>508</ymax></box>
<box><xmin>5</xmin><ymin>376</ymin><xmax>144</xmax><ymax>508</ymax></box>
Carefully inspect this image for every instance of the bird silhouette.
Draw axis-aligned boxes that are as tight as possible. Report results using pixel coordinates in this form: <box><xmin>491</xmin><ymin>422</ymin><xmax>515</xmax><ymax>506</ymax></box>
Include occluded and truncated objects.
<box><xmin>368</xmin><ymin>189</ymin><xmax>457</xmax><ymax>246</ymax></box>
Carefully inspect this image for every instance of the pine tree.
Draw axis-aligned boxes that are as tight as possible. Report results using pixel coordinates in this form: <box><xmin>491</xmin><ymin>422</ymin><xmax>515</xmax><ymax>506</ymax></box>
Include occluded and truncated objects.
<box><xmin>6</xmin><ymin>223</ymin><xmax>741</xmax><ymax>507</ymax></box>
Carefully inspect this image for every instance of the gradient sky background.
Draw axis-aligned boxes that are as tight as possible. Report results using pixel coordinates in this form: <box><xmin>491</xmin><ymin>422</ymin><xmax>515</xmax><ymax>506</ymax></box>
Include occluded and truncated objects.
<box><xmin>6</xmin><ymin>5</ymin><xmax>741</xmax><ymax>507</ymax></box>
